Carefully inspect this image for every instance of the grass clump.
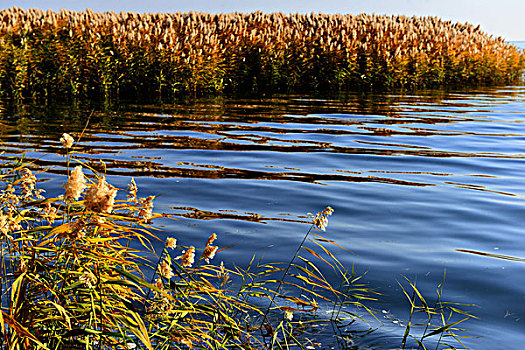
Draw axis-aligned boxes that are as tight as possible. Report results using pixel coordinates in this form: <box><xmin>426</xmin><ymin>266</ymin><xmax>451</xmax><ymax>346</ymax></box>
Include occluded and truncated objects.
<box><xmin>0</xmin><ymin>8</ymin><xmax>523</xmax><ymax>100</ymax></box>
<box><xmin>398</xmin><ymin>274</ymin><xmax>476</xmax><ymax>350</ymax></box>
<box><xmin>0</xmin><ymin>133</ymin><xmax>377</xmax><ymax>349</ymax></box>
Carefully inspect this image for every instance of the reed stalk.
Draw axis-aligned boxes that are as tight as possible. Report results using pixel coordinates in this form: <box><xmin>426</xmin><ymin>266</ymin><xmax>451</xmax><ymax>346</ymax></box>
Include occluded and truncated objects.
<box><xmin>0</xmin><ymin>8</ymin><xmax>522</xmax><ymax>100</ymax></box>
<box><xmin>0</xmin><ymin>134</ymin><xmax>380</xmax><ymax>349</ymax></box>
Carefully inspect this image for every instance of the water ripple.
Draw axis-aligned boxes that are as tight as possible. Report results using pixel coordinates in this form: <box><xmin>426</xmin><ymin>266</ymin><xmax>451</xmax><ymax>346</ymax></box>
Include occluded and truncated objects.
<box><xmin>2</xmin><ymin>86</ymin><xmax>525</xmax><ymax>348</ymax></box>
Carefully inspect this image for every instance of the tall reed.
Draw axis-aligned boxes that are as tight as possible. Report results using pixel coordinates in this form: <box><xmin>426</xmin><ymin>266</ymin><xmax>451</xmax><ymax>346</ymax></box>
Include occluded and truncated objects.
<box><xmin>0</xmin><ymin>8</ymin><xmax>523</xmax><ymax>100</ymax></box>
<box><xmin>0</xmin><ymin>133</ymin><xmax>378</xmax><ymax>349</ymax></box>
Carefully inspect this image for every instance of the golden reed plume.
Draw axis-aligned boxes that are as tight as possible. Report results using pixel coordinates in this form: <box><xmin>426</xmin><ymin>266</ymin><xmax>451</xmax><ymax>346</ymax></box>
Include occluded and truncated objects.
<box><xmin>0</xmin><ymin>7</ymin><xmax>522</xmax><ymax>97</ymax></box>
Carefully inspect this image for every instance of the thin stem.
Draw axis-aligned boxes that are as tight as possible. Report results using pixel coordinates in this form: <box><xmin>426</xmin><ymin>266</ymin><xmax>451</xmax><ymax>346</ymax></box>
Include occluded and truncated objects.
<box><xmin>433</xmin><ymin>270</ymin><xmax>447</xmax><ymax>350</ymax></box>
<box><xmin>145</xmin><ymin>246</ymin><xmax>166</xmax><ymax>300</ymax></box>
<box><xmin>401</xmin><ymin>280</ymin><xmax>417</xmax><ymax>350</ymax></box>
<box><xmin>261</xmin><ymin>223</ymin><xmax>315</xmax><ymax>327</ymax></box>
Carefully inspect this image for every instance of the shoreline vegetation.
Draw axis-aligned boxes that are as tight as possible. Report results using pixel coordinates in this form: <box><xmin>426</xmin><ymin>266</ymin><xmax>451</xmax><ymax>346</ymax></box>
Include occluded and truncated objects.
<box><xmin>0</xmin><ymin>139</ymin><xmax>363</xmax><ymax>349</ymax></box>
<box><xmin>0</xmin><ymin>134</ymin><xmax>475</xmax><ymax>349</ymax></box>
<box><xmin>0</xmin><ymin>8</ymin><xmax>523</xmax><ymax>100</ymax></box>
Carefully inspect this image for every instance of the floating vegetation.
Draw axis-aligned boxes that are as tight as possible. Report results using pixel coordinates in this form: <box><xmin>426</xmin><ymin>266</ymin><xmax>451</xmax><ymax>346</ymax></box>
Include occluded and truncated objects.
<box><xmin>0</xmin><ymin>8</ymin><xmax>523</xmax><ymax>100</ymax></box>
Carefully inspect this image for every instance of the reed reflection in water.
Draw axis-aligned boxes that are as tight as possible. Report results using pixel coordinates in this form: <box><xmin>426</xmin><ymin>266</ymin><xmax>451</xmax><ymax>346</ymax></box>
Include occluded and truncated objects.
<box><xmin>1</xmin><ymin>87</ymin><xmax>525</xmax><ymax>348</ymax></box>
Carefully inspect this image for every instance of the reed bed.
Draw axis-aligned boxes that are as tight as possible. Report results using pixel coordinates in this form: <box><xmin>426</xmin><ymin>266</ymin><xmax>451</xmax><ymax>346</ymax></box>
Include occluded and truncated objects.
<box><xmin>0</xmin><ymin>133</ymin><xmax>477</xmax><ymax>349</ymax></box>
<box><xmin>0</xmin><ymin>133</ymin><xmax>380</xmax><ymax>349</ymax></box>
<box><xmin>0</xmin><ymin>8</ymin><xmax>523</xmax><ymax>100</ymax></box>
<box><xmin>0</xmin><ymin>131</ymin><xmax>480</xmax><ymax>350</ymax></box>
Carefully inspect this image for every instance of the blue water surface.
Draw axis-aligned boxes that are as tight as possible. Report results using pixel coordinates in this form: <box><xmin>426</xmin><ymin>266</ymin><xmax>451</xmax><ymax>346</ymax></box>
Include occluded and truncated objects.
<box><xmin>1</xmin><ymin>86</ymin><xmax>525</xmax><ymax>348</ymax></box>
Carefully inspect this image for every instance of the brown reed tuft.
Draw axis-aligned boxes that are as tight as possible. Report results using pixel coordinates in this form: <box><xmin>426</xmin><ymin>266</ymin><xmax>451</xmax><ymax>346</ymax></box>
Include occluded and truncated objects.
<box><xmin>0</xmin><ymin>214</ymin><xmax>8</xmax><ymax>238</ymax></box>
<box><xmin>176</xmin><ymin>246</ymin><xmax>196</xmax><ymax>267</ymax></box>
<box><xmin>312</xmin><ymin>206</ymin><xmax>334</xmax><ymax>231</ymax></box>
<box><xmin>201</xmin><ymin>245</ymin><xmax>219</xmax><ymax>264</ymax></box>
<box><xmin>84</xmin><ymin>176</ymin><xmax>117</xmax><ymax>213</ymax></box>
<box><xmin>63</xmin><ymin>165</ymin><xmax>86</xmax><ymax>201</ymax></box>
<box><xmin>165</xmin><ymin>236</ymin><xmax>177</xmax><ymax>249</ymax></box>
<box><xmin>159</xmin><ymin>260</ymin><xmax>174</xmax><ymax>279</ymax></box>
<box><xmin>20</xmin><ymin>167</ymin><xmax>44</xmax><ymax>200</ymax></box>
<box><xmin>60</xmin><ymin>133</ymin><xmax>74</xmax><ymax>148</ymax></box>
<box><xmin>0</xmin><ymin>7</ymin><xmax>522</xmax><ymax>99</ymax></box>
<box><xmin>205</xmin><ymin>232</ymin><xmax>217</xmax><ymax>247</ymax></box>
<box><xmin>126</xmin><ymin>177</ymin><xmax>138</xmax><ymax>203</ymax></box>
<box><xmin>138</xmin><ymin>195</ymin><xmax>154</xmax><ymax>221</ymax></box>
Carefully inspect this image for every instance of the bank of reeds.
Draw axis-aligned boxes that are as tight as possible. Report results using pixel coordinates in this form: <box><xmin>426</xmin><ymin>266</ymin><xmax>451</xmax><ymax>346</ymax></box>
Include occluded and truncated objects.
<box><xmin>0</xmin><ymin>133</ymin><xmax>380</xmax><ymax>349</ymax></box>
<box><xmin>0</xmin><ymin>133</ymin><xmax>477</xmax><ymax>348</ymax></box>
<box><xmin>0</xmin><ymin>8</ymin><xmax>523</xmax><ymax>100</ymax></box>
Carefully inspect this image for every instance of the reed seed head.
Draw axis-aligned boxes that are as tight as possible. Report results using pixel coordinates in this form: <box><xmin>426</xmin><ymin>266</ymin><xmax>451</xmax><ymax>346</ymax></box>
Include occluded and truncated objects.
<box><xmin>217</xmin><ymin>260</ymin><xmax>230</xmax><ymax>284</ymax></box>
<box><xmin>205</xmin><ymin>232</ymin><xmax>217</xmax><ymax>247</ymax></box>
<box><xmin>60</xmin><ymin>133</ymin><xmax>74</xmax><ymax>148</ymax></box>
<box><xmin>165</xmin><ymin>237</ymin><xmax>177</xmax><ymax>249</ymax></box>
<box><xmin>202</xmin><ymin>245</ymin><xmax>218</xmax><ymax>263</ymax></box>
<box><xmin>0</xmin><ymin>214</ymin><xmax>9</xmax><ymax>238</ymax></box>
<box><xmin>84</xmin><ymin>176</ymin><xmax>117</xmax><ymax>213</ymax></box>
<box><xmin>20</xmin><ymin>168</ymin><xmax>44</xmax><ymax>200</ymax></box>
<box><xmin>127</xmin><ymin>177</ymin><xmax>138</xmax><ymax>203</ymax></box>
<box><xmin>176</xmin><ymin>246</ymin><xmax>195</xmax><ymax>267</ymax></box>
<box><xmin>312</xmin><ymin>206</ymin><xmax>334</xmax><ymax>231</ymax></box>
<box><xmin>159</xmin><ymin>260</ymin><xmax>174</xmax><ymax>279</ymax></box>
<box><xmin>44</xmin><ymin>202</ymin><xmax>58</xmax><ymax>224</ymax></box>
<box><xmin>155</xmin><ymin>277</ymin><xmax>164</xmax><ymax>290</ymax></box>
<box><xmin>284</xmin><ymin>311</ymin><xmax>293</xmax><ymax>321</ymax></box>
<box><xmin>138</xmin><ymin>195</ymin><xmax>154</xmax><ymax>221</ymax></box>
<box><xmin>63</xmin><ymin>165</ymin><xmax>86</xmax><ymax>201</ymax></box>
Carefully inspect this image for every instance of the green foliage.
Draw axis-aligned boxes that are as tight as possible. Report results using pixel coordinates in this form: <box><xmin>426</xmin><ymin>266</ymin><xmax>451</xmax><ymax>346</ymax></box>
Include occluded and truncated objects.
<box><xmin>398</xmin><ymin>273</ymin><xmax>476</xmax><ymax>350</ymax></box>
<box><xmin>0</xmin><ymin>126</ymin><xmax>477</xmax><ymax>348</ymax></box>
<box><xmin>0</xmin><ymin>9</ymin><xmax>523</xmax><ymax>101</ymax></box>
<box><xmin>0</xmin><ymin>135</ymin><xmax>377</xmax><ymax>349</ymax></box>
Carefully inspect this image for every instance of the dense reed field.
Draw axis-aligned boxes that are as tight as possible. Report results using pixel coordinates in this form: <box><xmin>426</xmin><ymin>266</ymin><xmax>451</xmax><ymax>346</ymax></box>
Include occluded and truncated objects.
<box><xmin>0</xmin><ymin>135</ymin><xmax>357</xmax><ymax>349</ymax></box>
<box><xmin>0</xmin><ymin>134</ymin><xmax>475</xmax><ymax>349</ymax></box>
<box><xmin>0</xmin><ymin>8</ymin><xmax>523</xmax><ymax>99</ymax></box>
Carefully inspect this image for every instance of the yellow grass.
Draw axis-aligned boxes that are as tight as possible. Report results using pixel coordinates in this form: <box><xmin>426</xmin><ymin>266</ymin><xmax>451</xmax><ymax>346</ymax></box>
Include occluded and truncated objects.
<box><xmin>0</xmin><ymin>8</ymin><xmax>522</xmax><ymax>99</ymax></box>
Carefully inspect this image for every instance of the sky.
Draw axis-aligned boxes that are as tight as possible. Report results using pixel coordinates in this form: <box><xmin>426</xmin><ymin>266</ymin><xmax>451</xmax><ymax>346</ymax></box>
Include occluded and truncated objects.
<box><xmin>4</xmin><ymin>0</ymin><xmax>525</xmax><ymax>41</ymax></box>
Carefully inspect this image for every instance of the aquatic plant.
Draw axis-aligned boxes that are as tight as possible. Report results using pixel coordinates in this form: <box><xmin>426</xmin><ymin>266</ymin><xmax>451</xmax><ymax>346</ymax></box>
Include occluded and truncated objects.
<box><xmin>0</xmin><ymin>133</ymin><xmax>377</xmax><ymax>349</ymax></box>
<box><xmin>0</xmin><ymin>8</ymin><xmax>523</xmax><ymax>100</ymax></box>
<box><xmin>398</xmin><ymin>273</ymin><xmax>476</xmax><ymax>350</ymax></box>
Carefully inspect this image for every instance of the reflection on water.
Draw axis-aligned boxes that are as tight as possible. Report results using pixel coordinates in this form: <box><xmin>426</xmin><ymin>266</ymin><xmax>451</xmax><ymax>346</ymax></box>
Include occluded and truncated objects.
<box><xmin>457</xmin><ymin>248</ymin><xmax>525</xmax><ymax>262</ymax></box>
<box><xmin>2</xmin><ymin>87</ymin><xmax>525</xmax><ymax>348</ymax></box>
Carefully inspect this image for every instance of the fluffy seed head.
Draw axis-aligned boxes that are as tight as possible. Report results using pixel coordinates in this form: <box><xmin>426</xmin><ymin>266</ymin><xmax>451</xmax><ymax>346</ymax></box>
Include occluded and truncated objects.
<box><xmin>63</xmin><ymin>165</ymin><xmax>86</xmax><ymax>201</ymax></box>
<box><xmin>127</xmin><ymin>178</ymin><xmax>137</xmax><ymax>202</ymax></box>
<box><xmin>165</xmin><ymin>237</ymin><xmax>177</xmax><ymax>249</ymax></box>
<box><xmin>159</xmin><ymin>260</ymin><xmax>174</xmax><ymax>279</ymax></box>
<box><xmin>176</xmin><ymin>246</ymin><xmax>195</xmax><ymax>267</ymax></box>
<box><xmin>138</xmin><ymin>195</ymin><xmax>155</xmax><ymax>221</ymax></box>
<box><xmin>84</xmin><ymin>176</ymin><xmax>117</xmax><ymax>213</ymax></box>
<box><xmin>205</xmin><ymin>233</ymin><xmax>217</xmax><ymax>247</ymax></box>
<box><xmin>155</xmin><ymin>277</ymin><xmax>164</xmax><ymax>290</ymax></box>
<box><xmin>60</xmin><ymin>133</ymin><xmax>74</xmax><ymax>148</ymax></box>
<box><xmin>201</xmin><ymin>245</ymin><xmax>218</xmax><ymax>263</ymax></box>
<box><xmin>20</xmin><ymin>168</ymin><xmax>43</xmax><ymax>199</ymax></box>
<box><xmin>312</xmin><ymin>206</ymin><xmax>334</xmax><ymax>231</ymax></box>
<box><xmin>285</xmin><ymin>311</ymin><xmax>293</xmax><ymax>321</ymax></box>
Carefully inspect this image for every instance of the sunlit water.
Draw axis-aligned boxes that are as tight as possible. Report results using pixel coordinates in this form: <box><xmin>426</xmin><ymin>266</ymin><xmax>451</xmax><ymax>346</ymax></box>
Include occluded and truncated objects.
<box><xmin>1</xmin><ymin>87</ymin><xmax>525</xmax><ymax>349</ymax></box>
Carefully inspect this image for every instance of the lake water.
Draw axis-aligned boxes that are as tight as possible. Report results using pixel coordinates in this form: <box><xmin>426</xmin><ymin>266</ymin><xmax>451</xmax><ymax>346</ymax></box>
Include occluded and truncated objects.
<box><xmin>1</xmin><ymin>87</ymin><xmax>525</xmax><ymax>349</ymax></box>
